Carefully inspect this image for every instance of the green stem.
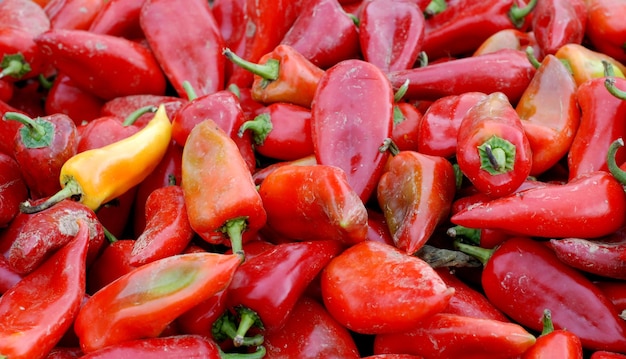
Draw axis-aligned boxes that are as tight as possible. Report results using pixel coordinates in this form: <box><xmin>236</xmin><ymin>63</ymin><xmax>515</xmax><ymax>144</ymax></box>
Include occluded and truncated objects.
<box><xmin>604</xmin><ymin>61</ymin><xmax>626</xmax><ymax>101</ymax></box>
<box><xmin>608</xmin><ymin>138</ymin><xmax>626</xmax><ymax>185</ymax></box>
<box><xmin>220</xmin><ymin>346</ymin><xmax>266</xmax><ymax>359</ymax></box>
<box><xmin>447</xmin><ymin>225</ymin><xmax>481</xmax><ymax>245</ymax></box>
<box><xmin>453</xmin><ymin>240</ymin><xmax>494</xmax><ymax>266</ymax></box>
<box><xmin>228</xmin><ymin>83</ymin><xmax>241</xmax><ymax>99</ymax></box>
<box><xmin>233</xmin><ymin>307</ymin><xmax>264</xmax><ymax>348</ymax></box>
<box><xmin>38</xmin><ymin>73</ymin><xmax>54</xmax><ymax>90</ymax></box>
<box><xmin>379</xmin><ymin>137</ymin><xmax>400</xmax><ymax>156</ymax></box>
<box><xmin>4</xmin><ymin>112</ymin><xmax>49</xmax><ymax>144</ymax></box>
<box><xmin>477</xmin><ymin>135</ymin><xmax>516</xmax><ymax>175</ymax></box>
<box><xmin>0</xmin><ymin>53</ymin><xmax>31</xmax><ymax>80</ymax></box>
<box><xmin>508</xmin><ymin>0</ymin><xmax>538</xmax><ymax>28</ymax></box>
<box><xmin>424</xmin><ymin>0</ymin><xmax>447</xmax><ymax>17</ymax></box>
<box><xmin>417</xmin><ymin>51</ymin><xmax>429</xmax><ymax>68</ymax></box>
<box><xmin>452</xmin><ymin>163</ymin><xmax>464</xmax><ymax>191</ymax></box>
<box><xmin>223</xmin><ymin>217</ymin><xmax>248</xmax><ymax>260</ymax></box>
<box><xmin>122</xmin><ymin>105</ymin><xmax>157</xmax><ymax>126</ymax></box>
<box><xmin>183</xmin><ymin>80</ymin><xmax>198</xmax><ymax>101</ymax></box>
<box><xmin>103</xmin><ymin>226</ymin><xmax>117</xmax><ymax>244</ymax></box>
<box><xmin>525</xmin><ymin>46</ymin><xmax>541</xmax><ymax>69</ymax></box>
<box><xmin>393</xmin><ymin>79</ymin><xmax>410</xmax><ymax>102</ymax></box>
<box><xmin>223</xmin><ymin>48</ymin><xmax>279</xmax><ymax>82</ymax></box>
<box><xmin>540</xmin><ymin>309</ymin><xmax>555</xmax><ymax>336</ymax></box>
<box><xmin>348</xmin><ymin>13</ymin><xmax>360</xmax><ymax>27</ymax></box>
<box><xmin>213</xmin><ymin>312</ymin><xmax>265</xmax><ymax>347</ymax></box>
<box><xmin>19</xmin><ymin>179</ymin><xmax>83</xmax><ymax>214</ymax></box>
<box><xmin>238</xmin><ymin>113</ymin><xmax>273</xmax><ymax>145</ymax></box>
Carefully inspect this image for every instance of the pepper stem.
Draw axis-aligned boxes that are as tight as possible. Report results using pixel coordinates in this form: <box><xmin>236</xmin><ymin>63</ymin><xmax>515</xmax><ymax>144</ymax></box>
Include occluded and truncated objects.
<box><xmin>238</xmin><ymin>113</ymin><xmax>273</xmax><ymax>145</ymax></box>
<box><xmin>220</xmin><ymin>346</ymin><xmax>266</xmax><ymax>359</ymax></box>
<box><xmin>525</xmin><ymin>46</ymin><xmax>541</xmax><ymax>69</ymax></box>
<box><xmin>447</xmin><ymin>225</ymin><xmax>481</xmax><ymax>245</ymax></box>
<box><xmin>233</xmin><ymin>307</ymin><xmax>264</xmax><ymax>347</ymax></box>
<box><xmin>182</xmin><ymin>80</ymin><xmax>199</xmax><ymax>101</ymax></box>
<box><xmin>477</xmin><ymin>136</ymin><xmax>516</xmax><ymax>175</ymax></box>
<box><xmin>608</xmin><ymin>138</ymin><xmax>626</xmax><ymax>186</ymax></box>
<box><xmin>604</xmin><ymin>61</ymin><xmax>626</xmax><ymax>100</ymax></box>
<box><xmin>103</xmin><ymin>226</ymin><xmax>117</xmax><ymax>244</ymax></box>
<box><xmin>213</xmin><ymin>311</ymin><xmax>265</xmax><ymax>347</ymax></box>
<box><xmin>540</xmin><ymin>309</ymin><xmax>555</xmax><ymax>336</ymax></box>
<box><xmin>379</xmin><ymin>137</ymin><xmax>400</xmax><ymax>156</ymax></box>
<box><xmin>4</xmin><ymin>112</ymin><xmax>51</xmax><ymax>147</ymax></box>
<box><xmin>508</xmin><ymin>0</ymin><xmax>537</xmax><ymax>28</ymax></box>
<box><xmin>122</xmin><ymin>105</ymin><xmax>157</xmax><ymax>126</ymax></box>
<box><xmin>0</xmin><ymin>53</ymin><xmax>31</xmax><ymax>80</ymax></box>
<box><xmin>223</xmin><ymin>48</ymin><xmax>280</xmax><ymax>83</ymax></box>
<box><xmin>223</xmin><ymin>217</ymin><xmax>248</xmax><ymax>260</ymax></box>
<box><xmin>19</xmin><ymin>178</ymin><xmax>83</xmax><ymax>214</ymax></box>
<box><xmin>394</xmin><ymin>79</ymin><xmax>410</xmax><ymax>103</ymax></box>
<box><xmin>424</xmin><ymin>0</ymin><xmax>447</xmax><ymax>17</ymax></box>
<box><xmin>453</xmin><ymin>240</ymin><xmax>494</xmax><ymax>266</ymax></box>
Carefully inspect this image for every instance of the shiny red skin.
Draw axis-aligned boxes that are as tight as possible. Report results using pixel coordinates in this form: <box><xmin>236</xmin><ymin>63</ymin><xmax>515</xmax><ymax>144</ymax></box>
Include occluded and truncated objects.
<box><xmin>522</xmin><ymin>329</ymin><xmax>583</xmax><ymax>359</ymax></box>
<box><xmin>79</xmin><ymin>335</ymin><xmax>222</xmax><ymax>359</ymax></box>
<box><xmin>86</xmin><ymin>239</ymin><xmax>136</xmax><ymax>295</ymax></box>
<box><xmin>0</xmin><ymin>152</ymin><xmax>28</xmax><ymax>227</ymax></box>
<box><xmin>88</xmin><ymin>0</ymin><xmax>145</xmax><ymax>38</ymax></box>
<box><xmin>45</xmin><ymin>73</ymin><xmax>105</xmax><ymax>126</ymax></box>
<box><xmin>532</xmin><ymin>0</ymin><xmax>587</xmax><ymax>57</ymax></box>
<box><xmin>311</xmin><ymin>59</ymin><xmax>394</xmax><ymax>203</ymax></box>
<box><xmin>44</xmin><ymin>0</ymin><xmax>104</xmax><ymax>30</ymax></box>
<box><xmin>392</xmin><ymin>102</ymin><xmax>423</xmax><ymax>152</ymax></box>
<box><xmin>0</xmin><ymin>0</ymin><xmax>50</xmax><ymax>36</ymax></box>
<box><xmin>99</xmin><ymin>94</ymin><xmax>185</xmax><ymax>129</ymax></box>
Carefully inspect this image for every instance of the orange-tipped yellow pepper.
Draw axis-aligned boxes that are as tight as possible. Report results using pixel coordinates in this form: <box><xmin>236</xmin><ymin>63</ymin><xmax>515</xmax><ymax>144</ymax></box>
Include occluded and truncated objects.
<box><xmin>21</xmin><ymin>104</ymin><xmax>172</xmax><ymax>213</ymax></box>
<box><xmin>555</xmin><ymin>43</ymin><xmax>626</xmax><ymax>87</ymax></box>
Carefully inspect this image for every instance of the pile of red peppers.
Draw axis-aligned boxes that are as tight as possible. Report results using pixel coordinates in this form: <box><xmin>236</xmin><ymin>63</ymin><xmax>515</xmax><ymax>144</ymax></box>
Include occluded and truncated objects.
<box><xmin>4</xmin><ymin>0</ymin><xmax>626</xmax><ymax>358</ymax></box>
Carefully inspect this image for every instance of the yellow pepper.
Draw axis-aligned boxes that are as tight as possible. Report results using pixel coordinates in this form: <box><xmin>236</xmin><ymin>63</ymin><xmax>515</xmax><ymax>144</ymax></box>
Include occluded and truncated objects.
<box><xmin>555</xmin><ymin>43</ymin><xmax>626</xmax><ymax>87</ymax></box>
<box><xmin>21</xmin><ymin>104</ymin><xmax>172</xmax><ymax>213</ymax></box>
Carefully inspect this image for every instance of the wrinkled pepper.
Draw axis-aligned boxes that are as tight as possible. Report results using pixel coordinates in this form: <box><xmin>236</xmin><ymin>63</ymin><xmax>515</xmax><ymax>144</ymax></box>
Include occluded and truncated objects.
<box><xmin>531</xmin><ymin>0</ymin><xmax>586</xmax><ymax>57</ymax></box>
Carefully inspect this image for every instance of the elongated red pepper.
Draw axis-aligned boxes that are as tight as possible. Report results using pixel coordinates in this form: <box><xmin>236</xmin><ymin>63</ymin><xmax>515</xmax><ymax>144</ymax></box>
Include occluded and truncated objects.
<box><xmin>567</xmin><ymin>68</ymin><xmax>626</xmax><ymax>180</ymax></box>
<box><xmin>532</xmin><ymin>0</ymin><xmax>586</xmax><ymax>57</ymax></box>
<box><xmin>451</xmin><ymin>171</ymin><xmax>626</xmax><ymax>239</ymax></box>
<box><xmin>517</xmin><ymin>52</ymin><xmax>579</xmax><ymax>176</ymax></box>
<box><xmin>421</xmin><ymin>0</ymin><xmax>537</xmax><ymax>60</ymax></box>
<box><xmin>182</xmin><ymin>119</ymin><xmax>266</xmax><ymax>255</ymax></box>
<box><xmin>0</xmin><ymin>0</ymin><xmax>50</xmax><ymax>37</ymax></box>
<box><xmin>44</xmin><ymin>73</ymin><xmax>105</xmax><ymax>126</ymax></box>
<box><xmin>0</xmin><ymin>256</ymin><xmax>21</xmax><ymax>295</ymax></box>
<box><xmin>0</xmin><ymin>220</ymin><xmax>89</xmax><ymax>359</ymax></box>
<box><xmin>456</xmin><ymin>236</ymin><xmax>626</xmax><ymax>352</ymax></box>
<box><xmin>280</xmin><ymin>0</ymin><xmax>360</xmax><ymax>69</ymax></box>
<box><xmin>88</xmin><ymin>0</ymin><xmax>145</xmax><ymax>38</ymax></box>
<box><xmin>456</xmin><ymin>92</ymin><xmax>532</xmax><ymax>197</ymax></box>
<box><xmin>75</xmin><ymin>252</ymin><xmax>241</xmax><ymax>353</ymax></box>
<box><xmin>387</xmin><ymin>49</ymin><xmax>536</xmax><ymax>104</ymax></box>
<box><xmin>359</xmin><ymin>0</ymin><xmax>425</xmax><ymax>72</ymax></box>
<box><xmin>4</xmin><ymin>111</ymin><xmax>78</xmax><ymax>199</ymax></box>
<box><xmin>34</xmin><ymin>29</ymin><xmax>166</xmax><ymax>100</ymax></box>
<box><xmin>258</xmin><ymin>164</ymin><xmax>368</xmax><ymax>245</ymax></box>
<box><xmin>0</xmin><ymin>152</ymin><xmax>28</xmax><ymax>227</ymax></box>
<box><xmin>373</xmin><ymin>313</ymin><xmax>536</xmax><ymax>358</ymax></box>
<box><xmin>224</xmin><ymin>45</ymin><xmax>325</xmax><ymax>108</ymax></box>
<box><xmin>377</xmin><ymin>150</ymin><xmax>456</xmax><ymax>254</ymax></box>
<box><xmin>86</xmin><ymin>238</ymin><xmax>136</xmax><ymax>295</ymax></box>
<box><xmin>129</xmin><ymin>184</ymin><xmax>194</xmax><ymax>266</ymax></box>
<box><xmin>473</xmin><ymin>28</ymin><xmax>539</xmax><ymax>56</ymax></box>
<box><xmin>585</xmin><ymin>0</ymin><xmax>626</xmax><ymax>64</ymax></box>
<box><xmin>523</xmin><ymin>309</ymin><xmax>583</xmax><ymax>359</ymax></box>
<box><xmin>99</xmin><ymin>94</ymin><xmax>185</xmax><ymax>129</ymax></box>
<box><xmin>312</xmin><ymin>59</ymin><xmax>394</xmax><ymax>203</ymax></box>
<box><xmin>44</xmin><ymin>0</ymin><xmax>104</xmax><ymax>30</ymax></box>
<box><xmin>417</xmin><ymin>92</ymin><xmax>487</xmax><ymax>158</ymax></box>
<box><xmin>595</xmin><ymin>280</ymin><xmax>626</xmax><ymax>314</ymax></box>
<box><xmin>0</xmin><ymin>28</ymin><xmax>46</xmax><ymax>82</ymax></box>
<box><xmin>2</xmin><ymin>199</ymin><xmax>104</xmax><ymax>275</ymax></box>
<box><xmin>239</xmin><ymin>102</ymin><xmax>313</xmax><ymax>161</ymax></box>
<box><xmin>140</xmin><ymin>0</ymin><xmax>225</xmax><ymax>99</ymax></box>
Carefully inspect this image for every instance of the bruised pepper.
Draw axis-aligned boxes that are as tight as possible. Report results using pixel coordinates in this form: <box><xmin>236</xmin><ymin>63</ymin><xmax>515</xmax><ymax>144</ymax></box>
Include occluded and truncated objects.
<box><xmin>19</xmin><ymin>104</ymin><xmax>172</xmax><ymax>213</ymax></box>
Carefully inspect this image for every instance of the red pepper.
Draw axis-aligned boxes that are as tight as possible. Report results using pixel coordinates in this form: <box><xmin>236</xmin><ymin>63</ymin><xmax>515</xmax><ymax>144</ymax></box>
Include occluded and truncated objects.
<box><xmin>554</xmin><ymin>43</ymin><xmax>626</xmax><ymax>88</ymax></box>
<box><xmin>75</xmin><ymin>252</ymin><xmax>241</xmax><ymax>353</ymax></box>
<box><xmin>0</xmin><ymin>79</ymin><xmax>13</xmax><ymax>103</ymax></box>
<box><xmin>99</xmin><ymin>94</ymin><xmax>185</xmax><ymax>129</ymax></box>
<box><xmin>44</xmin><ymin>0</ymin><xmax>104</xmax><ymax>30</ymax></box>
<box><xmin>44</xmin><ymin>73</ymin><xmax>105</xmax><ymax>126</ymax></box>
<box><xmin>531</xmin><ymin>0</ymin><xmax>586</xmax><ymax>57</ymax></box>
<box><xmin>0</xmin><ymin>220</ymin><xmax>89</xmax><ymax>359</ymax></box>
<box><xmin>391</xmin><ymin>101</ymin><xmax>422</xmax><ymax>152</ymax></box>
<box><xmin>456</xmin><ymin>91</ymin><xmax>533</xmax><ymax>198</ymax></box>
<box><xmin>224</xmin><ymin>44</ymin><xmax>325</xmax><ymax>109</ymax></box>
<box><xmin>416</xmin><ymin>92</ymin><xmax>486</xmax><ymax>158</ymax></box>
<box><xmin>387</xmin><ymin>49</ymin><xmax>536</xmax><ymax>104</ymax></box>
<box><xmin>455</xmin><ymin>236</ymin><xmax>626</xmax><ymax>352</ymax></box>
<box><xmin>585</xmin><ymin>0</ymin><xmax>626</xmax><ymax>64</ymax></box>
<box><xmin>34</xmin><ymin>29</ymin><xmax>167</xmax><ymax>100</ymax></box>
<box><xmin>140</xmin><ymin>0</ymin><xmax>225</xmax><ymax>99</ymax></box>
<box><xmin>88</xmin><ymin>0</ymin><xmax>145</xmax><ymax>38</ymax></box>
<box><xmin>516</xmin><ymin>53</ymin><xmax>580</xmax><ymax>176</ymax></box>
<box><xmin>321</xmin><ymin>240</ymin><xmax>454</xmax><ymax>334</ymax></box>
<box><xmin>595</xmin><ymin>280</ymin><xmax>626</xmax><ymax>315</ymax></box>
<box><xmin>4</xmin><ymin>111</ymin><xmax>78</xmax><ymax>199</ymax></box>
<box><xmin>222</xmin><ymin>240</ymin><xmax>344</xmax><ymax>346</ymax></box>
<box><xmin>312</xmin><ymin>59</ymin><xmax>394</xmax><ymax>203</ymax></box>
<box><xmin>225</xmin><ymin>0</ymin><xmax>302</xmax><ymax>88</ymax></box>
<box><xmin>0</xmin><ymin>256</ymin><xmax>22</xmax><ymax>295</ymax></box>
<box><xmin>377</xmin><ymin>150</ymin><xmax>456</xmax><ymax>254</ymax></box>
<box><xmin>263</xmin><ymin>296</ymin><xmax>361</xmax><ymax>359</ymax></box>
<box><xmin>359</xmin><ymin>0</ymin><xmax>425</xmax><ymax>72</ymax></box>
<box><xmin>421</xmin><ymin>0</ymin><xmax>537</xmax><ymax>60</ymax></box>
<box><xmin>129</xmin><ymin>184</ymin><xmax>194</xmax><ymax>266</ymax></box>
<box><xmin>451</xmin><ymin>171</ymin><xmax>626</xmax><ymax>239</ymax></box>
<box><xmin>2</xmin><ymin>199</ymin><xmax>104</xmax><ymax>275</ymax></box>
<box><xmin>251</xmin><ymin>154</ymin><xmax>317</xmax><ymax>185</ymax></box>
<box><xmin>373</xmin><ymin>312</ymin><xmax>536</xmax><ymax>358</ymax></box>
<box><xmin>547</xmin><ymin>228</ymin><xmax>626</xmax><ymax>280</ymax></box>
<box><xmin>0</xmin><ymin>152</ymin><xmax>28</xmax><ymax>227</ymax></box>
<box><xmin>181</xmin><ymin>119</ymin><xmax>266</xmax><ymax>255</ymax></box>
<box><xmin>591</xmin><ymin>352</ymin><xmax>626</xmax><ymax>359</ymax></box>
<box><xmin>522</xmin><ymin>309</ymin><xmax>584</xmax><ymax>359</ymax></box>
<box><xmin>435</xmin><ymin>267</ymin><xmax>509</xmax><ymax>322</ymax></box>
<box><xmin>0</xmin><ymin>0</ymin><xmax>51</xmax><ymax>37</ymax></box>
<box><xmin>258</xmin><ymin>164</ymin><xmax>368</xmax><ymax>245</ymax></box>
<box><xmin>239</xmin><ymin>102</ymin><xmax>314</xmax><ymax>161</ymax></box>
<box><xmin>0</xmin><ymin>28</ymin><xmax>46</xmax><ymax>82</ymax></box>
<box><xmin>86</xmin><ymin>238</ymin><xmax>136</xmax><ymax>295</ymax></box>
<box><xmin>473</xmin><ymin>28</ymin><xmax>539</xmax><ymax>56</ymax></box>
<box><xmin>280</xmin><ymin>0</ymin><xmax>360</xmax><ymax>70</ymax></box>
<box><xmin>171</xmin><ymin>85</ymin><xmax>256</xmax><ymax>172</ymax></box>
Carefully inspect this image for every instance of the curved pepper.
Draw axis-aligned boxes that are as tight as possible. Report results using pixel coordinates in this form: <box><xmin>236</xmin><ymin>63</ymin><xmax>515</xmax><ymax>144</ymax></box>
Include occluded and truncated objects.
<box><xmin>20</xmin><ymin>104</ymin><xmax>172</xmax><ymax>213</ymax></box>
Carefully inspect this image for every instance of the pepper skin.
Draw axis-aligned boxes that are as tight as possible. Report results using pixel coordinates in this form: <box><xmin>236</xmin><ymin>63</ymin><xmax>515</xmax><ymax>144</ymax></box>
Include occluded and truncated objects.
<box><xmin>0</xmin><ymin>220</ymin><xmax>89</xmax><ymax>359</ymax></box>
<box><xmin>0</xmin><ymin>152</ymin><xmax>28</xmax><ymax>227</ymax></box>
<box><xmin>521</xmin><ymin>309</ymin><xmax>584</xmax><ymax>359</ymax></box>
<box><xmin>532</xmin><ymin>0</ymin><xmax>586</xmax><ymax>57</ymax></box>
<box><xmin>554</xmin><ymin>43</ymin><xmax>626</xmax><ymax>87</ymax></box>
<box><xmin>44</xmin><ymin>73</ymin><xmax>105</xmax><ymax>126</ymax></box>
<box><xmin>585</xmin><ymin>0</ymin><xmax>626</xmax><ymax>64</ymax></box>
<box><xmin>88</xmin><ymin>0</ymin><xmax>145</xmax><ymax>38</ymax></box>
<box><xmin>44</xmin><ymin>0</ymin><xmax>104</xmax><ymax>30</ymax></box>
